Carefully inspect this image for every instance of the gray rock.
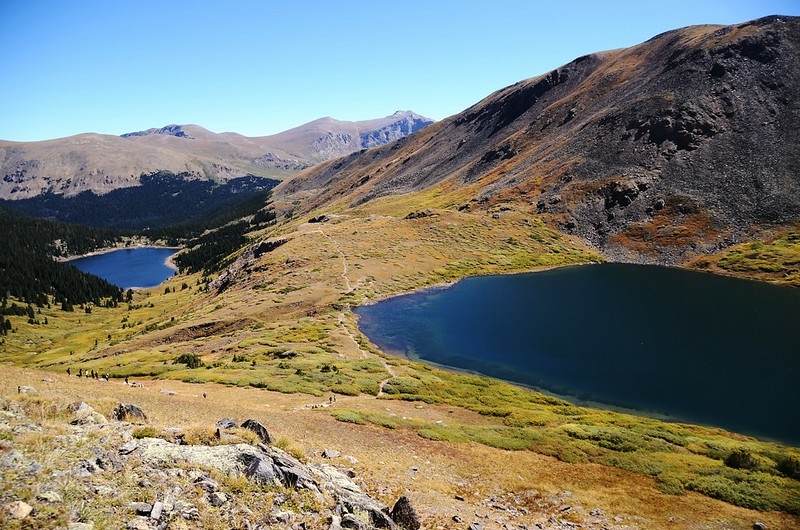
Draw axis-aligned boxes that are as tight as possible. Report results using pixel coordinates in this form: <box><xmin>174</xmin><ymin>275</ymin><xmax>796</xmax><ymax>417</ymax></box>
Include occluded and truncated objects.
<box><xmin>130</xmin><ymin>502</ymin><xmax>152</xmax><ymax>515</ymax></box>
<box><xmin>341</xmin><ymin>514</ymin><xmax>368</xmax><ymax>530</ymax></box>
<box><xmin>194</xmin><ymin>476</ymin><xmax>219</xmax><ymax>492</ymax></box>
<box><xmin>119</xmin><ymin>440</ymin><xmax>139</xmax><ymax>455</ymax></box>
<box><xmin>36</xmin><ymin>490</ymin><xmax>63</xmax><ymax>503</ymax></box>
<box><xmin>241</xmin><ymin>419</ymin><xmax>273</xmax><ymax>444</ymax></box>
<box><xmin>93</xmin><ymin>485</ymin><xmax>115</xmax><ymax>496</ymax></box>
<box><xmin>71</xmin><ymin>401</ymin><xmax>107</xmax><ymax>425</ymax></box>
<box><xmin>174</xmin><ymin>501</ymin><xmax>200</xmax><ymax>520</ymax></box>
<box><xmin>469</xmin><ymin>524</ymin><xmax>483</xmax><ymax>530</ymax></box>
<box><xmin>209</xmin><ymin>491</ymin><xmax>228</xmax><ymax>507</ymax></box>
<box><xmin>74</xmin><ymin>458</ymin><xmax>100</xmax><ymax>477</ymax></box>
<box><xmin>274</xmin><ymin>510</ymin><xmax>293</xmax><ymax>523</ymax></box>
<box><xmin>390</xmin><ymin>496</ymin><xmax>420</xmax><ymax>530</ymax></box>
<box><xmin>67</xmin><ymin>523</ymin><xmax>95</xmax><ymax>530</ymax></box>
<box><xmin>18</xmin><ymin>385</ymin><xmax>37</xmax><ymax>395</ymax></box>
<box><xmin>344</xmin><ymin>455</ymin><xmax>359</xmax><ymax>464</ymax></box>
<box><xmin>68</xmin><ymin>402</ymin><xmax>93</xmax><ymax>414</ymax></box>
<box><xmin>216</xmin><ymin>418</ymin><xmax>237</xmax><ymax>430</ymax></box>
<box><xmin>150</xmin><ymin>501</ymin><xmax>164</xmax><ymax>520</ymax></box>
<box><xmin>753</xmin><ymin>523</ymin><xmax>767</xmax><ymax>530</ymax></box>
<box><xmin>112</xmin><ymin>403</ymin><xmax>147</xmax><ymax>423</ymax></box>
<box><xmin>322</xmin><ymin>449</ymin><xmax>341</xmax><ymax>458</ymax></box>
<box><xmin>1</xmin><ymin>449</ymin><xmax>42</xmax><ymax>474</ymax></box>
<box><xmin>126</xmin><ymin>516</ymin><xmax>153</xmax><ymax>530</ymax></box>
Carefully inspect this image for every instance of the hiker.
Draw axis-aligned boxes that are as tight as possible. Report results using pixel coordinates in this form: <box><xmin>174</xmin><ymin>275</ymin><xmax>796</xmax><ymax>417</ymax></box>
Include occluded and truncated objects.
<box><xmin>66</xmin><ymin>367</ymin><xmax>71</xmax><ymax>376</ymax></box>
<box><xmin>125</xmin><ymin>376</ymin><xmax>129</xmax><ymax>385</ymax></box>
<box><xmin>202</xmin><ymin>392</ymin><xmax>207</xmax><ymax>399</ymax></box>
<box><xmin>78</xmin><ymin>368</ymin><xmax>83</xmax><ymax>378</ymax></box>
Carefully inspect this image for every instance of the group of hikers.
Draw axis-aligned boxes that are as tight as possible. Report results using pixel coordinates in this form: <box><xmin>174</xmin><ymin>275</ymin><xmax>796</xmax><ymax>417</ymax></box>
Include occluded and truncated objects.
<box><xmin>66</xmin><ymin>367</ymin><xmax>131</xmax><ymax>385</ymax></box>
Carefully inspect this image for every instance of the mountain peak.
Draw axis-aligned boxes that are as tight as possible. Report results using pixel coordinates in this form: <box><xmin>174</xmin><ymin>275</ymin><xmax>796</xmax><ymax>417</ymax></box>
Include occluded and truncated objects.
<box><xmin>121</xmin><ymin>124</ymin><xmax>194</xmax><ymax>139</ymax></box>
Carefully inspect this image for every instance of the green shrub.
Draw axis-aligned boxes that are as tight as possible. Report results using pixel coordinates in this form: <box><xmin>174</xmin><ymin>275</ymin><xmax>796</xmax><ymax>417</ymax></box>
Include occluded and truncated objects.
<box><xmin>332</xmin><ymin>409</ymin><xmax>366</xmax><ymax>425</ymax></box>
<box><xmin>656</xmin><ymin>473</ymin><xmax>685</xmax><ymax>495</ymax></box>
<box><xmin>174</xmin><ymin>353</ymin><xmax>203</xmax><ymax>369</ymax></box>
<box><xmin>777</xmin><ymin>456</ymin><xmax>800</xmax><ymax>480</ymax></box>
<box><xmin>724</xmin><ymin>449</ymin><xmax>758</xmax><ymax>470</ymax></box>
<box><xmin>132</xmin><ymin>426</ymin><xmax>158</xmax><ymax>439</ymax></box>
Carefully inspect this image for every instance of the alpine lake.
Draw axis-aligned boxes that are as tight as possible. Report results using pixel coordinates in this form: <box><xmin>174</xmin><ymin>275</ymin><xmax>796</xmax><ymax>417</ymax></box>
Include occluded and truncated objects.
<box><xmin>68</xmin><ymin>247</ymin><xmax>178</xmax><ymax>290</ymax></box>
<box><xmin>355</xmin><ymin>263</ymin><xmax>800</xmax><ymax>445</ymax></box>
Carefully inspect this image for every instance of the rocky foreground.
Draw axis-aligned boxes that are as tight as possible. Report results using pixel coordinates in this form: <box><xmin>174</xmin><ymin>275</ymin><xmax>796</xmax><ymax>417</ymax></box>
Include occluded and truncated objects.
<box><xmin>0</xmin><ymin>382</ymin><xmax>649</xmax><ymax>530</ymax></box>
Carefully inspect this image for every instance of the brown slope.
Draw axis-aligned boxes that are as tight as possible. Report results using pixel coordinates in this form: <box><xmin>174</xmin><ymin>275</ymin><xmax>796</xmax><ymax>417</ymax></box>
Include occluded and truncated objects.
<box><xmin>277</xmin><ymin>15</ymin><xmax>800</xmax><ymax>265</ymax></box>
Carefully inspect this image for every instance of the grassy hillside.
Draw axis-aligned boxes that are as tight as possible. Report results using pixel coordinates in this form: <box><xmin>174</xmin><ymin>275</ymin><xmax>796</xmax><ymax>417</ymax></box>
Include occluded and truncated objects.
<box><xmin>2</xmin><ymin>190</ymin><xmax>799</xmax><ymax>523</ymax></box>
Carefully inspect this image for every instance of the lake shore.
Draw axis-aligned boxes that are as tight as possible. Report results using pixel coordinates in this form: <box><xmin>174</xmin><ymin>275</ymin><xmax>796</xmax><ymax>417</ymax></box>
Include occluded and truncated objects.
<box><xmin>60</xmin><ymin>244</ymin><xmax>181</xmax><ymax>263</ymax></box>
<box><xmin>354</xmin><ymin>262</ymin><xmax>800</xmax><ymax>445</ymax></box>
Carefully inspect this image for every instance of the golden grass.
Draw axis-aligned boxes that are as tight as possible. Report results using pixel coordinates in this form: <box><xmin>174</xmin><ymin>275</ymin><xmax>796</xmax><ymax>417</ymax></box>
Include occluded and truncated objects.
<box><xmin>2</xmin><ymin>194</ymin><xmax>799</xmax><ymax>523</ymax></box>
<box><xmin>1</xmin><ymin>366</ymin><xmax>798</xmax><ymax>529</ymax></box>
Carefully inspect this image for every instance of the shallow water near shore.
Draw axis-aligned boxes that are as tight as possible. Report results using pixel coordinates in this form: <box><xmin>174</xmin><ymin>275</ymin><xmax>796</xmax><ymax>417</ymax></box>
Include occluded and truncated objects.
<box><xmin>68</xmin><ymin>247</ymin><xmax>178</xmax><ymax>289</ymax></box>
<box><xmin>356</xmin><ymin>263</ymin><xmax>800</xmax><ymax>444</ymax></box>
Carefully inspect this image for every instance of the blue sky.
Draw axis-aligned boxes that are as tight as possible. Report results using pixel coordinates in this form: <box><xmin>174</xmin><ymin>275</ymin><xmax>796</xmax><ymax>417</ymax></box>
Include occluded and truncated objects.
<box><xmin>1</xmin><ymin>1</ymin><xmax>797</xmax><ymax>141</ymax></box>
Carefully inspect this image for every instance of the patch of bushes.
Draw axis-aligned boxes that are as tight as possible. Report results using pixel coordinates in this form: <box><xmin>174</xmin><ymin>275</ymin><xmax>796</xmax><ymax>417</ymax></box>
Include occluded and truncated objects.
<box><xmin>331</xmin><ymin>409</ymin><xmax>366</xmax><ymax>425</ymax></box>
<box><xmin>724</xmin><ymin>448</ymin><xmax>758</xmax><ymax>470</ymax></box>
<box><xmin>777</xmin><ymin>456</ymin><xmax>800</xmax><ymax>480</ymax></box>
<box><xmin>132</xmin><ymin>426</ymin><xmax>159</xmax><ymax>439</ymax></box>
<box><xmin>174</xmin><ymin>353</ymin><xmax>204</xmax><ymax>369</ymax></box>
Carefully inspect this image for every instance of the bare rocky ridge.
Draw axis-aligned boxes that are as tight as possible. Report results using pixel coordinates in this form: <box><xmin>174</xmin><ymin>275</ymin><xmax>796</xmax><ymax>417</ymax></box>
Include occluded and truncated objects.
<box><xmin>277</xmin><ymin>16</ymin><xmax>800</xmax><ymax>265</ymax></box>
<box><xmin>0</xmin><ymin>112</ymin><xmax>433</xmax><ymax>200</ymax></box>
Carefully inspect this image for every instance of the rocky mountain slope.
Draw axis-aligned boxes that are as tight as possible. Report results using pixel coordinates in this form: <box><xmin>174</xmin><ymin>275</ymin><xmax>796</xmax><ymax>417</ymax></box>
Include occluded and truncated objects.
<box><xmin>0</xmin><ymin>112</ymin><xmax>432</xmax><ymax>200</ymax></box>
<box><xmin>277</xmin><ymin>16</ymin><xmax>800</xmax><ymax>264</ymax></box>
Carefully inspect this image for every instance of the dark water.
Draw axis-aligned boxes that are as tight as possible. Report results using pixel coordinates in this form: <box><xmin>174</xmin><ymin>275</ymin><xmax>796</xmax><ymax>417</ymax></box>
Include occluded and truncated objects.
<box><xmin>355</xmin><ymin>264</ymin><xmax>800</xmax><ymax>444</ymax></box>
<box><xmin>69</xmin><ymin>247</ymin><xmax>178</xmax><ymax>289</ymax></box>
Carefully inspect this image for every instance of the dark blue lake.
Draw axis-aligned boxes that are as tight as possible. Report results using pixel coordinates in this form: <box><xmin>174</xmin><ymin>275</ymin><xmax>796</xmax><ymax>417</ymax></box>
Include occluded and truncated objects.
<box><xmin>68</xmin><ymin>247</ymin><xmax>178</xmax><ymax>289</ymax></box>
<box><xmin>355</xmin><ymin>263</ymin><xmax>800</xmax><ymax>444</ymax></box>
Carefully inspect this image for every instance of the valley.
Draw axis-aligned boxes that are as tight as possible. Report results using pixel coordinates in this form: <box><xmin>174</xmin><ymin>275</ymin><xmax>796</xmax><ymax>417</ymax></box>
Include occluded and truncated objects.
<box><xmin>1</xmin><ymin>14</ymin><xmax>799</xmax><ymax>530</ymax></box>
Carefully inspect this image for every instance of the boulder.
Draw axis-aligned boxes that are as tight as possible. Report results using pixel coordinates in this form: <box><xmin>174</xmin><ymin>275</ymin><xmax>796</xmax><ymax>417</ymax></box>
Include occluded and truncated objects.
<box><xmin>36</xmin><ymin>490</ymin><xmax>63</xmax><ymax>503</ymax></box>
<box><xmin>390</xmin><ymin>496</ymin><xmax>420</xmax><ymax>530</ymax></box>
<box><xmin>4</xmin><ymin>500</ymin><xmax>32</xmax><ymax>519</ymax></box>
<box><xmin>241</xmin><ymin>419</ymin><xmax>273</xmax><ymax>444</ymax></box>
<box><xmin>216</xmin><ymin>418</ymin><xmax>237</xmax><ymax>430</ymax></box>
<box><xmin>209</xmin><ymin>492</ymin><xmax>228</xmax><ymax>507</ymax></box>
<box><xmin>17</xmin><ymin>385</ymin><xmax>37</xmax><ymax>395</ymax></box>
<box><xmin>129</xmin><ymin>502</ymin><xmax>152</xmax><ymax>515</ymax></box>
<box><xmin>322</xmin><ymin>449</ymin><xmax>340</xmax><ymax>459</ymax></box>
<box><xmin>112</xmin><ymin>403</ymin><xmax>147</xmax><ymax>423</ymax></box>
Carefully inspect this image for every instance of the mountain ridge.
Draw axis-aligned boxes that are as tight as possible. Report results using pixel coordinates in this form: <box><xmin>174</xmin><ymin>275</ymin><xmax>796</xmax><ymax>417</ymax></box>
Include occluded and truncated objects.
<box><xmin>0</xmin><ymin>111</ymin><xmax>434</xmax><ymax>200</ymax></box>
<box><xmin>276</xmin><ymin>15</ymin><xmax>800</xmax><ymax>266</ymax></box>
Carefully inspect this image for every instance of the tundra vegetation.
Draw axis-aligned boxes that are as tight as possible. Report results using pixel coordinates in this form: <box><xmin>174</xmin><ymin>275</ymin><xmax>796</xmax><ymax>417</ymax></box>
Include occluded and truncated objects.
<box><xmin>1</xmin><ymin>192</ymin><xmax>799</xmax><ymax>525</ymax></box>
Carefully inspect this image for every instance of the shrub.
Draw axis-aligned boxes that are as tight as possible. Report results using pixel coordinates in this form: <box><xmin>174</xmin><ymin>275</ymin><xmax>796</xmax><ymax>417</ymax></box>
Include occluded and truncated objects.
<box><xmin>777</xmin><ymin>456</ymin><xmax>800</xmax><ymax>480</ymax></box>
<box><xmin>174</xmin><ymin>353</ymin><xmax>204</xmax><ymax>369</ymax></box>
<box><xmin>332</xmin><ymin>409</ymin><xmax>366</xmax><ymax>425</ymax></box>
<box><xmin>656</xmin><ymin>474</ymin><xmax>686</xmax><ymax>495</ymax></box>
<box><xmin>132</xmin><ymin>426</ymin><xmax>158</xmax><ymax>439</ymax></box>
<box><xmin>724</xmin><ymin>449</ymin><xmax>758</xmax><ymax>470</ymax></box>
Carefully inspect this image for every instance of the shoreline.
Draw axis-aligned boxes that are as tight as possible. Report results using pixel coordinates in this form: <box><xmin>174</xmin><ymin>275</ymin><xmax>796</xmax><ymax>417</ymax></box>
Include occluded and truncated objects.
<box><xmin>60</xmin><ymin>245</ymin><xmax>181</xmax><ymax>263</ymax></box>
<box><xmin>351</xmin><ymin>260</ymin><xmax>798</xmax><ymax>446</ymax></box>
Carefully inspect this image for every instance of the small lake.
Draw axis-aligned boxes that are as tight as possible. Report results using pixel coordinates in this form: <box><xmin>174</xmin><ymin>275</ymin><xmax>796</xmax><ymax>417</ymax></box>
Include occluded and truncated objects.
<box><xmin>68</xmin><ymin>247</ymin><xmax>178</xmax><ymax>289</ymax></box>
<box><xmin>355</xmin><ymin>263</ymin><xmax>800</xmax><ymax>444</ymax></box>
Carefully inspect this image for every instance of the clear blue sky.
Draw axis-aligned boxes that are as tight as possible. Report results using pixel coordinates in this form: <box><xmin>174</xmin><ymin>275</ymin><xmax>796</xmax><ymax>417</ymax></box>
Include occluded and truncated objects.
<box><xmin>1</xmin><ymin>1</ymin><xmax>797</xmax><ymax>141</ymax></box>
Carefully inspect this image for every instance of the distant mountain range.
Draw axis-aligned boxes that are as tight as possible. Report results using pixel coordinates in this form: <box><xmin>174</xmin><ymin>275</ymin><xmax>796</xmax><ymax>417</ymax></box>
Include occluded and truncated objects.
<box><xmin>278</xmin><ymin>15</ymin><xmax>800</xmax><ymax>264</ymax></box>
<box><xmin>0</xmin><ymin>111</ymin><xmax>433</xmax><ymax>200</ymax></box>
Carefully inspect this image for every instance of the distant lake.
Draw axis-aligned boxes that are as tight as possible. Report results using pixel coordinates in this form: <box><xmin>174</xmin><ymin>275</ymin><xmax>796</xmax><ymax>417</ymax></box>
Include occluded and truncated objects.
<box><xmin>355</xmin><ymin>263</ymin><xmax>800</xmax><ymax>444</ymax></box>
<box><xmin>68</xmin><ymin>247</ymin><xmax>178</xmax><ymax>289</ymax></box>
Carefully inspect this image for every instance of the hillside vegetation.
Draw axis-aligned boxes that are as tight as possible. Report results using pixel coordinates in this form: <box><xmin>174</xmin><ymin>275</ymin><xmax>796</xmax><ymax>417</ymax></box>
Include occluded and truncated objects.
<box><xmin>2</xmin><ymin>15</ymin><xmax>799</xmax><ymax>530</ymax></box>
